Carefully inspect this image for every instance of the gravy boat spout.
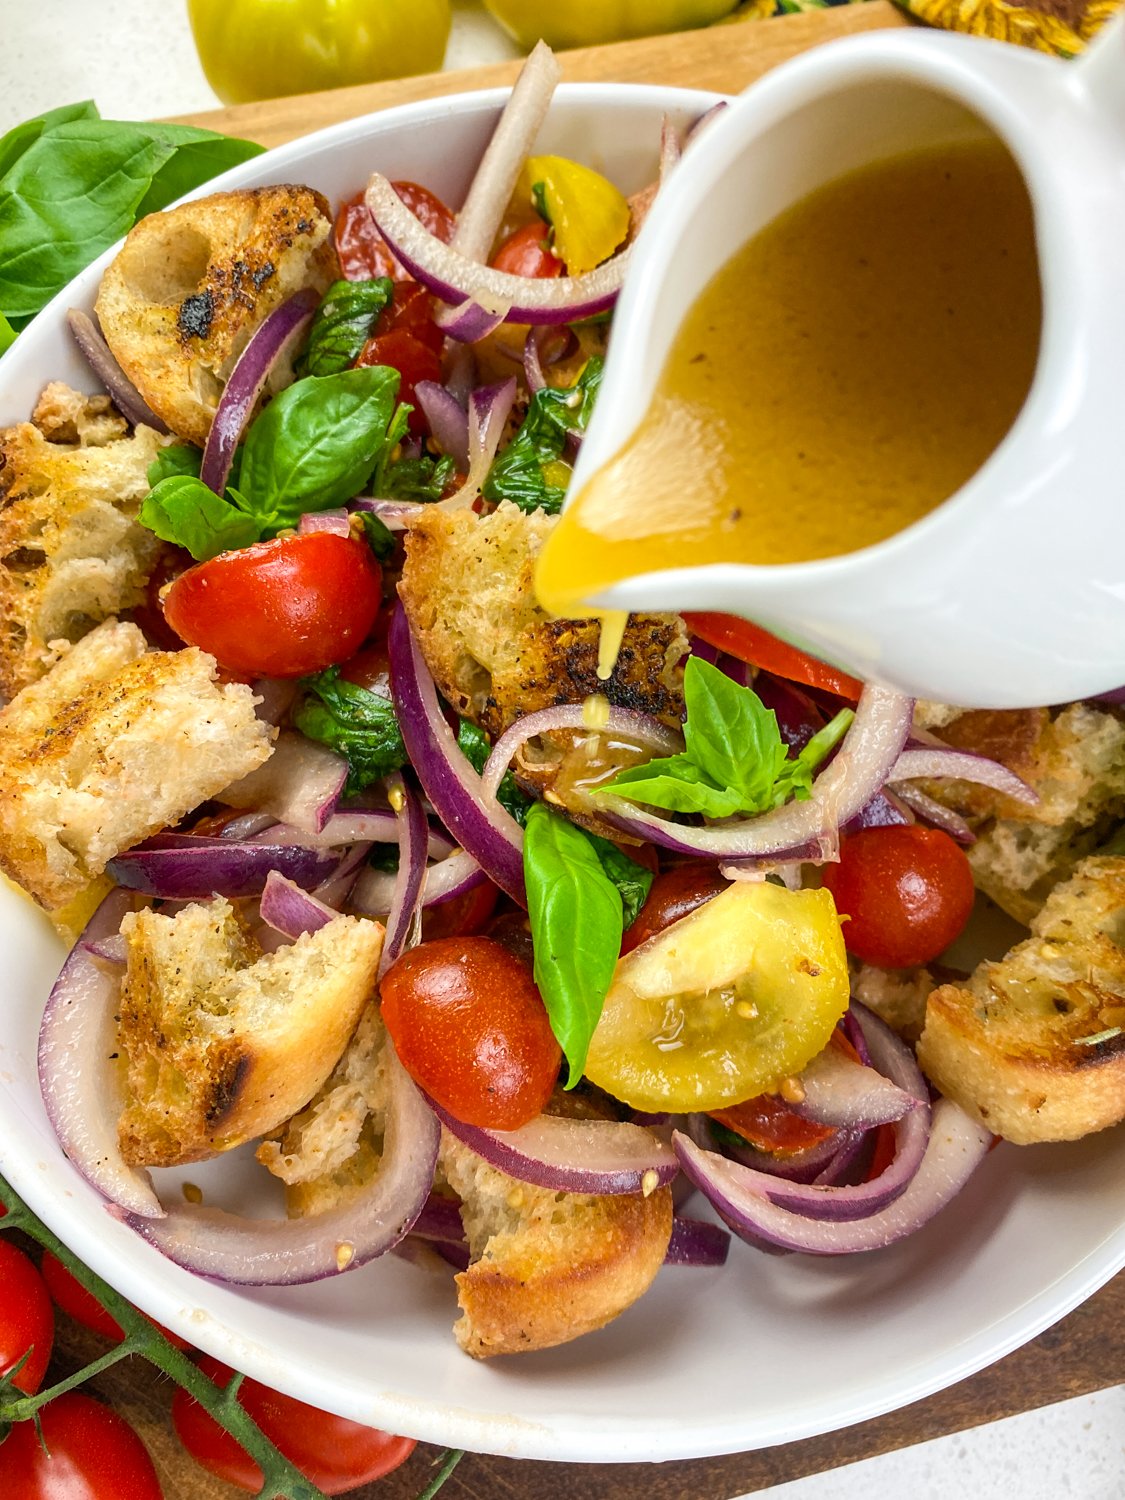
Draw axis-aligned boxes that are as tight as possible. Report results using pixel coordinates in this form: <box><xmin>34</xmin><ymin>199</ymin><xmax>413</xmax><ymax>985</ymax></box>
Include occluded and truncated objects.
<box><xmin>563</xmin><ymin>16</ymin><xmax>1125</xmax><ymax>709</ymax></box>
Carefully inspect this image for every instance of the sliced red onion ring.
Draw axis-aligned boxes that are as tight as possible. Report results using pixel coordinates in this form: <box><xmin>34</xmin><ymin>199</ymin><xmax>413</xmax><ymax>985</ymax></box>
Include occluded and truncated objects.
<box><xmin>665</xmin><ymin>1216</ymin><xmax>730</xmax><ymax>1267</ymax></box>
<box><xmin>675</xmin><ymin>1097</ymin><xmax>990</xmax><ymax>1255</ymax></box>
<box><xmin>523</xmin><ymin>327</ymin><xmax>548</xmax><ymax>395</ymax></box>
<box><xmin>684</xmin><ymin>1112</ymin><xmax>862</xmax><ymax>1187</ymax></box>
<box><xmin>1089</xmin><ymin>685</ymin><xmax>1125</xmax><ymax>705</ymax></box>
<box><xmin>255</xmin><ymin>809</ymin><xmax>450</xmax><ymax>860</ymax></box>
<box><xmin>435</xmin><ymin>298</ymin><xmax>508</xmax><ymax>343</ymax></box>
<box><xmin>259</xmin><ymin>870</ymin><xmax>337</xmax><ymax>938</ymax></box>
<box><xmin>366</xmin><ymin>174</ymin><xmax>632</xmax><ymax>327</ymax></box>
<box><xmin>297</xmin><ymin>508</ymin><xmax>351</xmax><ymax>537</ymax></box>
<box><xmin>108</xmin><ymin>839</ymin><xmax>337</xmax><ymax>899</ymax></box>
<box><xmin>429</xmin><ymin>1098</ymin><xmax>678</xmax><ymax>1195</ymax></box>
<box><xmin>685</xmin><ymin>100</ymin><xmax>728</xmax><ymax>145</ymax></box>
<box><xmin>38</xmin><ymin>889</ymin><xmax>163</xmax><ymax>1218</ymax></box>
<box><xmin>658</xmin><ymin>114</ymin><xmax>683</xmax><ymax>182</ymax></box>
<box><xmin>889</xmin><ymin>782</ymin><xmax>975</xmax><ymax>844</ymax></box>
<box><xmin>378</xmin><ymin>773</ymin><xmax>428</xmax><ymax>976</ymax></box>
<box><xmin>481</xmin><ymin>704</ymin><xmax>683</xmax><ymax>804</ymax></box>
<box><xmin>219</xmin><ymin>731</ymin><xmax>347</xmax><ymax>835</ymax></box>
<box><xmin>67</xmin><ymin>309</ymin><xmax>169</xmax><ymax>433</ymax></box>
<box><xmin>437</xmin><ymin>377</ymin><xmax>517</xmax><ymax>510</ymax></box>
<box><xmin>601</xmin><ymin>684</ymin><xmax>913</xmax><ymax>862</ymax></box>
<box><xmin>349</xmin><ymin>497</ymin><xmax>425</xmax><ymax>531</ymax></box>
<box><xmin>789</xmin><ymin>1045</ymin><xmax>918</xmax><ymax>1131</ymax></box>
<box><xmin>310</xmin><ymin>841</ymin><xmax>371</xmax><ymax>909</ymax></box>
<box><xmin>389</xmin><ymin>604</ymin><xmax>526</xmax><ymax>904</ymax></box>
<box><xmin>350</xmin><ymin>847</ymin><xmax>484</xmax><ymax>917</ymax></box>
<box><xmin>250</xmin><ymin>677</ymin><xmax>299</xmax><ymax>727</ymax></box>
<box><xmin>83</xmin><ymin>932</ymin><xmax>127</xmax><ymax>965</ymax></box>
<box><xmin>841</xmin><ymin>788</ymin><xmax>914</xmax><ymax>834</ymax></box>
<box><xmin>200</xmin><ymin>290</ymin><xmax>317</xmax><ymax>495</ymax></box>
<box><xmin>889</xmin><ymin>748</ymin><xmax>1037</xmax><ymax>805</ymax></box>
<box><xmin>414</xmin><ymin>381</ymin><xmax>470</xmax><ymax>469</ymax></box>
<box><xmin>119</xmin><ymin>1049</ymin><xmax>438</xmax><ymax>1284</ymax></box>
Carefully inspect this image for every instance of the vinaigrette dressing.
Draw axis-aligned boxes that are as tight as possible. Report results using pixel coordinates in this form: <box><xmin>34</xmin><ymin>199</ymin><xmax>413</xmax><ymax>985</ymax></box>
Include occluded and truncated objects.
<box><xmin>536</xmin><ymin>139</ymin><xmax>1042</xmax><ymax>638</ymax></box>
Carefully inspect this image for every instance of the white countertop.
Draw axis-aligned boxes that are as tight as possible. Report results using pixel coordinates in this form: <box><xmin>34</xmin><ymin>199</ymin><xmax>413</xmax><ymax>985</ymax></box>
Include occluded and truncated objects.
<box><xmin>1</xmin><ymin>2</ymin><xmax>1121</xmax><ymax>1494</ymax></box>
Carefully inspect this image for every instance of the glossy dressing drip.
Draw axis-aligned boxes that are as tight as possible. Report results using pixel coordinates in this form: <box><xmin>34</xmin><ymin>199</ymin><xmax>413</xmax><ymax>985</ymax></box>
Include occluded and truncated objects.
<box><xmin>535</xmin><ymin>138</ymin><xmax>1042</xmax><ymax>648</ymax></box>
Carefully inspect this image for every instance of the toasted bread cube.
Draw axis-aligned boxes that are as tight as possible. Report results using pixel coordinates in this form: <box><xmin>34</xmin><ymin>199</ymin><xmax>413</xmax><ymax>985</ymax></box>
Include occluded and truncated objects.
<box><xmin>918</xmin><ymin>856</ymin><xmax>1125</xmax><ymax>1143</ymax></box>
<box><xmin>96</xmin><ymin>186</ymin><xmax>337</xmax><ymax>446</ymax></box>
<box><xmin>0</xmin><ymin>385</ymin><xmax>169</xmax><ymax>697</ymax></box>
<box><xmin>0</xmin><ymin>620</ymin><xmax>273</xmax><ymax>909</ymax></box>
<box><xmin>117</xmin><ymin>898</ymin><xmax>383</xmax><ymax>1167</ymax></box>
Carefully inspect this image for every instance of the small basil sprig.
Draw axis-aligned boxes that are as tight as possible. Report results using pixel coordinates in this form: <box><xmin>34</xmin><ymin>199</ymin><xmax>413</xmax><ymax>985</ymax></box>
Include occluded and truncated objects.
<box><xmin>483</xmin><ymin>356</ymin><xmax>603</xmax><ymax>515</ymax></box>
<box><xmin>140</xmin><ymin>475</ymin><xmax>262</xmax><ymax>561</ymax></box>
<box><xmin>379</xmin><ymin>451</ymin><xmax>455</xmax><ymax>504</ymax></box>
<box><xmin>0</xmin><ymin>103</ymin><xmax>262</xmax><ymax>322</ymax></box>
<box><xmin>605</xmin><ymin>657</ymin><xmax>854</xmax><ymax>819</ymax></box>
<box><xmin>147</xmin><ymin>443</ymin><xmax>202</xmax><ymax>486</ymax></box>
<box><xmin>524</xmin><ymin>802</ymin><xmax>625</xmax><ymax>1086</ymax></box>
<box><xmin>295</xmin><ymin>667</ymin><xmax>407</xmax><ymax>794</ymax></box>
<box><xmin>302</xmin><ymin>277</ymin><xmax>393</xmax><ymax>377</ymax></box>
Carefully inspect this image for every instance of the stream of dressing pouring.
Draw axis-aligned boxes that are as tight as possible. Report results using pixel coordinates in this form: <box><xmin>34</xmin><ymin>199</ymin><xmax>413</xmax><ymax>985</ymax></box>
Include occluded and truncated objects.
<box><xmin>534</xmin><ymin>13</ymin><xmax>1125</xmax><ymax>710</ymax></box>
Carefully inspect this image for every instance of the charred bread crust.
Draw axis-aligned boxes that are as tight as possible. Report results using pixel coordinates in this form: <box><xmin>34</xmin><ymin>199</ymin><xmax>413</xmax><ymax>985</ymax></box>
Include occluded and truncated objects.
<box><xmin>95</xmin><ymin>185</ymin><xmax>338</xmax><ymax>446</ymax></box>
<box><xmin>918</xmin><ymin>856</ymin><xmax>1125</xmax><ymax>1143</ymax></box>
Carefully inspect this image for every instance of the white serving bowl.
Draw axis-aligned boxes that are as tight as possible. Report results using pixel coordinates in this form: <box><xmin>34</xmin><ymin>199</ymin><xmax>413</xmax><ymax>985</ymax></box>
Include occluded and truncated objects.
<box><xmin>1</xmin><ymin>82</ymin><xmax>1123</xmax><ymax>1465</ymax></box>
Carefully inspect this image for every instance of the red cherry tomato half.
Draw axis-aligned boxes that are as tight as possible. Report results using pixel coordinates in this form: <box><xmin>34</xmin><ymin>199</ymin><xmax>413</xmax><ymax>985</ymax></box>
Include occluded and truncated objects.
<box><xmin>172</xmin><ymin>1355</ymin><xmax>415</xmax><ymax>1495</ymax></box>
<box><xmin>39</xmin><ymin>1251</ymin><xmax>191</xmax><ymax>1352</ymax></box>
<box><xmin>684</xmin><ymin>613</ymin><xmax>863</xmax><ymax>701</ymax></box>
<box><xmin>375</xmin><ymin>280</ymin><xmax>445</xmax><ymax>354</ymax></box>
<box><xmin>822</xmin><ymin>825</ymin><xmax>976</xmax><ymax>969</ymax></box>
<box><xmin>335</xmin><ymin>182</ymin><xmax>456</xmax><ymax>281</ymax></box>
<box><xmin>709</xmin><ymin>1094</ymin><xmax>837</xmax><ymax>1156</ymax></box>
<box><xmin>490</xmin><ymin>220</ymin><xmax>564</xmax><ymax>278</ymax></box>
<box><xmin>620</xmin><ymin>863</ymin><xmax>730</xmax><ymax>955</ymax></box>
<box><xmin>0</xmin><ymin>1392</ymin><xmax>163</xmax><ymax>1500</ymax></box>
<box><xmin>380</xmin><ymin>936</ymin><xmax>561</xmax><ymax>1129</ymax></box>
<box><xmin>356</xmin><ymin>328</ymin><xmax>443</xmax><ymax>438</ymax></box>
<box><xmin>163</xmin><ymin>532</ymin><xmax>382</xmax><ymax>679</ymax></box>
<box><xmin>0</xmin><ymin>1239</ymin><xmax>53</xmax><ymax>1395</ymax></box>
<box><xmin>421</xmin><ymin>879</ymin><xmax>500</xmax><ymax>941</ymax></box>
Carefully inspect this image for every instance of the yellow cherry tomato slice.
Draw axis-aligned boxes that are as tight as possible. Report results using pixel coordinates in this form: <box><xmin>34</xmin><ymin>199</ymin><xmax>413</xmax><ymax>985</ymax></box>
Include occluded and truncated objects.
<box><xmin>483</xmin><ymin>0</ymin><xmax>741</xmax><ymax>50</ymax></box>
<box><xmin>584</xmin><ymin>882</ymin><xmax>850</xmax><ymax>1113</ymax></box>
<box><xmin>519</xmin><ymin>156</ymin><xmax>630</xmax><ymax>276</ymax></box>
<box><xmin>187</xmin><ymin>0</ymin><xmax>451</xmax><ymax>105</ymax></box>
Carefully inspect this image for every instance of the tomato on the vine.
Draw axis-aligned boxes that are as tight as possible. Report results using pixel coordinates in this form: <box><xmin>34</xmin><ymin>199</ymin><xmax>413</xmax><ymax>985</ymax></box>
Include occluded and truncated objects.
<box><xmin>380</xmin><ymin>936</ymin><xmax>561</xmax><ymax>1128</ymax></box>
<box><xmin>822</xmin><ymin>824</ymin><xmax>976</xmax><ymax>968</ymax></box>
<box><xmin>356</xmin><ymin>328</ymin><xmax>442</xmax><ymax>437</ymax></box>
<box><xmin>620</xmin><ymin>863</ymin><xmax>730</xmax><ymax>955</ymax></box>
<box><xmin>335</xmin><ymin>182</ymin><xmax>456</xmax><ymax>282</ymax></box>
<box><xmin>491</xmin><ymin>219</ymin><xmax>564</xmax><ymax>278</ymax></box>
<box><xmin>39</xmin><ymin>1251</ymin><xmax>191</xmax><ymax>1352</ymax></box>
<box><xmin>163</xmin><ymin>531</ymin><xmax>382</xmax><ymax>679</ymax></box>
<box><xmin>172</xmin><ymin>1355</ymin><xmax>415</xmax><ymax>1495</ymax></box>
<box><xmin>0</xmin><ymin>1240</ymin><xmax>53</xmax><ymax>1395</ymax></box>
<box><xmin>0</xmin><ymin>1392</ymin><xmax>163</xmax><ymax>1499</ymax></box>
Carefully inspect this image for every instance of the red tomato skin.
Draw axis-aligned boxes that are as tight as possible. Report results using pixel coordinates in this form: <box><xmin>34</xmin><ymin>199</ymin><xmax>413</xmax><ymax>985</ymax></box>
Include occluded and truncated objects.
<box><xmin>39</xmin><ymin>1252</ymin><xmax>191</xmax><ymax>1353</ymax></box>
<box><xmin>172</xmin><ymin>1356</ymin><xmax>415</xmax><ymax>1495</ymax></box>
<box><xmin>620</xmin><ymin>863</ymin><xmax>730</xmax><ymax>956</ymax></box>
<box><xmin>0</xmin><ymin>1240</ymin><xmax>53</xmax><ymax>1395</ymax></box>
<box><xmin>380</xmin><ymin>936</ymin><xmax>562</xmax><ymax>1129</ymax></box>
<box><xmin>335</xmin><ymin>183</ymin><xmax>456</xmax><ymax>281</ymax></box>
<box><xmin>162</xmin><ymin>532</ymin><xmax>382</xmax><ymax>679</ymax></box>
<box><xmin>710</xmin><ymin>1094</ymin><xmax>836</xmax><ymax>1156</ymax></box>
<box><xmin>421</xmin><ymin>879</ymin><xmax>500</xmax><ymax>941</ymax></box>
<box><xmin>822</xmin><ymin>825</ymin><xmax>976</xmax><ymax>968</ymax></box>
<box><xmin>684</xmin><ymin>612</ymin><xmax>863</xmax><ymax>700</ymax></box>
<box><xmin>375</xmin><ymin>280</ymin><xmax>444</xmax><ymax>354</ymax></box>
<box><xmin>0</xmin><ymin>1392</ymin><xmax>163</xmax><ymax>1500</ymax></box>
<box><xmin>356</xmin><ymin>328</ymin><xmax>443</xmax><ymax>437</ymax></box>
<box><xmin>490</xmin><ymin>220</ymin><xmax>564</xmax><ymax>278</ymax></box>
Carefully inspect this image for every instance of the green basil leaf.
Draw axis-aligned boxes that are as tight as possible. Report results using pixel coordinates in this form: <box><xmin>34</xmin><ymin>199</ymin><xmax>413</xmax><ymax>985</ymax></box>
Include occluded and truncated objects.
<box><xmin>359</xmin><ymin>512</ymin><xmax>397</xmax><ymax>561</ymax></box>
<box><xmin>238</xmin><ymin>366</ymin><xmax>401</xmax><ymax>529</ymax></box>
<box><xmin>0</xmin><ymin>101</ymin><xmax>99</xmax><ymax>182</ymax></box>
<box><xmin>457</xmin><ymin>719</ymin><xmax>533</xmax><ymax>827</ymax></box>
<box><xmin>146</xmin><ymin>443</ymin><xmax>202</xmax><ymax>488</ymax></box>
<box><xmin>139</xmin><ymin>475</ymin><xmax>263</xmax><ymax>561</ymax></box>
<box><xmin>524</xmin><ymin>802</ymin><xmax>623</xmax><ymax>1086</ymax></box>
<box><xmin>379</xmin><ymin>452</ymin><xmax>454</xmax><ymax>504</ymax></box>
<box><xmin>582</xmin><ymin>832</ymin><xmax>653</xmax><ymax>929</ymax></box>
<box><xmin>483</xmin><ymin>356</ymin><xmax>602</xmax><ymax>515</ymax></box>
<box><xmin>303</xmin><ymin>278</ymin><xmax>394</xmax><ymax>377</ymax></box>
<box><xmin>531</xmin><ymin>181</ymin><xmax>552</xmax><ymax>225</ymax></box>
<box><xmin>295</xmin><ymin>667</ymin><xmax>407</xmax><ymax>794</ymax></box>
<box><xmin>605</xmin><ymin>753</ymin><xmax>745</xmax><ymax>818</ymax></box>
<box><xmin>683</xmin><ymin>657</ymin><xmax>788</xmax><ymax>806</ymax></box>
<box><xmin>0</xmin><ymin>312</ymin><xmax>15</xmax><ymax>356</ymax></box>
<box><xmin>129</xmin><ymin>124</ymin><xmax>263</xmax><ymax>219</ymax></box>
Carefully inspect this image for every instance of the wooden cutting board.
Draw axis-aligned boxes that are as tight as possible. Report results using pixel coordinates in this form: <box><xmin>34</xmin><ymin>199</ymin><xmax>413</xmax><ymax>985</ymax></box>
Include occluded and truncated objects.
<box><xmin>117</xmin><ymin>5</ymin><xmax>1118</xmax><ymax>1495</ymax></box>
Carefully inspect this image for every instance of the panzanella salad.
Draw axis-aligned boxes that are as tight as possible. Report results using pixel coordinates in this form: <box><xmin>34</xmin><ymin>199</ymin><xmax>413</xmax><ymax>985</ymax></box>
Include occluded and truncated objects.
<box><xmin>2</xmin><ymin>45</ymin><xmax>1124</xmax><ymax>1359</ymax></box>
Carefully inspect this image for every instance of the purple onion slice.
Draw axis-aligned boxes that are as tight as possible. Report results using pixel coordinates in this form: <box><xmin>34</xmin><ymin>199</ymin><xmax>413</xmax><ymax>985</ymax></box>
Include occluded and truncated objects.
<box><xmin>429</xmin><ymin>1098</ymin><xmax>678</xmax><ymax>1196</ymax></box>
<box><xmin>790</xmin><ymin>1043</ymin><xmax>919</xmax><ymax>1130</ymax></box>
<box><xmin>297</xmin><ymin>508</ymin><xmax>351</xmax><ymax>537</ymax></box>
<box><xmin>889</xmin><ymin>747</ymin><xmax>1037</xmax><ymax>805</ymax></box>
<box><xmin>889</xmin><ymin>782</ymin><xmax>975</xmax><ymax>843</ymax></box>
<box><xmin>482</xmin><ymin>704</ymin><xmax>682</xmax><ymax>804</ymax></box>
<box><xmin>434</xmin><ymin>298</ymin><xmax>508</xmax><ymax>344</ymax></box>
<box><xmin>108</xmin><ymin>839</ymin><xmax>337</xmax><ymax>899</ymax></box>
<box><xmin>118</xmin><ymin>1049</ymin><xmax>438</xmax><ymax>1284</ymax></box>
<box><xmin>378</xmin><ymin>772</ymin><xmax>429</xmax><ymax>976</ymax></box>
<box><xmin>438</xmin><ymin>377</ymin><xmax>516</xmax><ymax>509</ymax></box>
<box><xmin>218</xmin><ymin>730</ymin><xmax>347</xmax><ymax>835</ymax></box>
<box><xmin>259</xmin><ymin>870</ymin><xmax>338</xmax><ymax>938</ymax></box>
<box><xmin>389</xmin><ymin>604</ymin><xmax>526</xmax><ymax>904</ymax></box>
<box><xmin>200</xmin><ymin>289</ymin><xmax>318</xmax><ymax>496</ymax></box>
<box><xmin>38</xmin><ymin>889</ymin><xmax>163</xmax><ymax>1218</ymax></box>
<box><xmin>351</xmin><ymin>847</ymin><xmax>485</xmax><ymax>917</ymax></box>
<box><xmin>414</xmin><ymin>381</ymin><xmax>469</xmax><ymax>470</ymax></box>
<box><xmin>665</xmin><ymin>1215</ymin><xmax>730</xmax><ymax>1268</ymax></box>
<box><xmin>67</xmin><ymin>309</ymin><xmax>169</xmax><ymax>433</ymax></box>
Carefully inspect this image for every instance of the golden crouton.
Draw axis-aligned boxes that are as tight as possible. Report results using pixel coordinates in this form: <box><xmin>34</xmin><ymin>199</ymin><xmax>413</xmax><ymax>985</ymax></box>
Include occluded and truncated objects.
<box><xmin>398</xmin><ymin>502</ymin><xmax>687</xmax><ymax>829</ymax></box>
<box><xmin>0</xmin><ymin>620</ymin><xmax>273</xmax><ymax>909</ymax></box>
<box><xmin>0</xmin><ymin>385</ymin><xmax>169</xmax><ymax>697</ymax></box>
<box><xmin>117</xmin><ymin>898</ymin><xmax>383</xmax><ymax>1167</ymax></box>
<box><xmin>850</xmin><ymin>960</ymin><xmax>936</xmax><ymax>1041</ymax></box>
<box><xmin>96</xmin><ymin>186</ymin><xmax>337</xmax><ymax>446</ymax></box>
<box><xmin>441</xmin><ymin>1131</ymin><xmax>672</xmax><ymax>1358</ymax></box>
<box><xmin>918</xmin><ymin>856</ymin><xmax>1125</xmax><ymax>1143</ymax></box>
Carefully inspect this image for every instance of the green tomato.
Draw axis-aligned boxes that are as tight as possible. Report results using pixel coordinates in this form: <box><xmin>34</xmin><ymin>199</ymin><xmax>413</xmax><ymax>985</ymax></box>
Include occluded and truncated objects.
<box><xmin>483</xmin><ymin>0</ymin><xmax>741</xmax><ymax>50</ymax></box>
<box><xmin>188</xmin><ymin>0</ymin><xmax>452</xmax><ymax>105</ymax></box>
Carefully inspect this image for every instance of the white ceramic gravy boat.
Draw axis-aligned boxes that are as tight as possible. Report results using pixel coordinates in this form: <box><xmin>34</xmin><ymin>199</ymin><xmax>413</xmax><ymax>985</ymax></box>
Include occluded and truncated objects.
<box><xmin>568</xmin><ymin>15</ymin><xmax>1125</xmax><ymax>708</ymax></box>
